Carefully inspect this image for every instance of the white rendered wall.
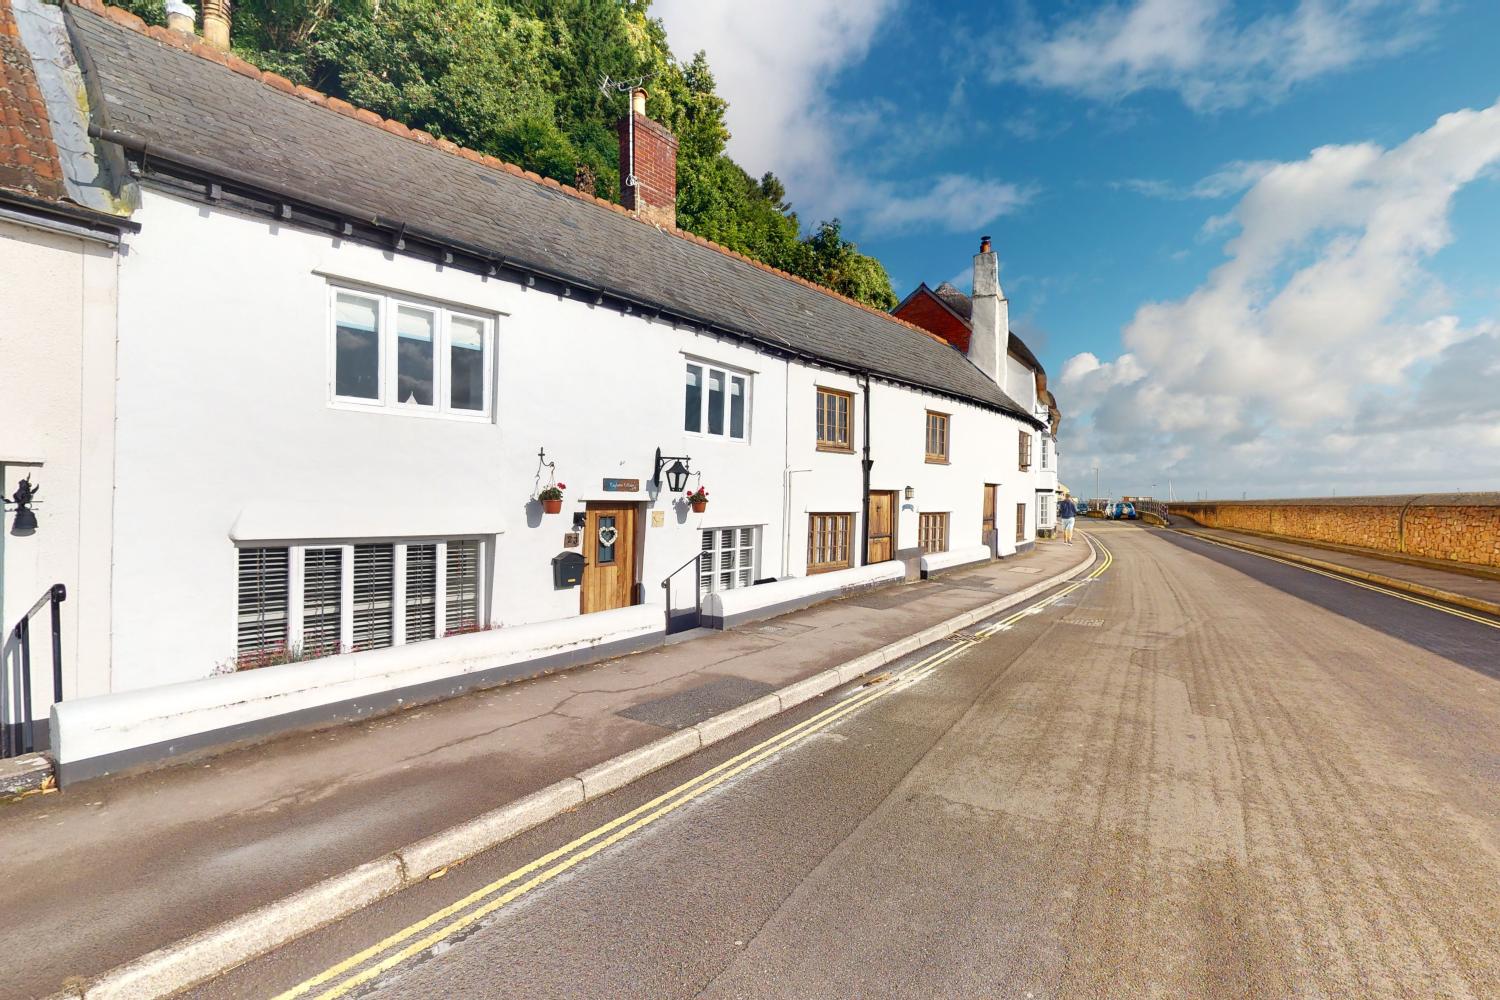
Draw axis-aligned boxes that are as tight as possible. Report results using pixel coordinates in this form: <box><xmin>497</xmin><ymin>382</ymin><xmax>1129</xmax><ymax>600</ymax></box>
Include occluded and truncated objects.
<box><xmin>0</xmin><ymin>217</ymin><xmax>117</xmax><ymax>719</ymax></box>
<box><xmin>110</xmin><ymin>190</ymin><xmax>1040</xmax><ymax>693</ymax></box>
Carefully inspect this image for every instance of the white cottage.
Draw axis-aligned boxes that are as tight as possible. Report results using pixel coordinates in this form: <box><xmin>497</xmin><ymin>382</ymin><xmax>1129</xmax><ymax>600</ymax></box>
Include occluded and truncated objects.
<box><xmin>11</xmin><ymin>0</ymin><xmax>1056</xmax><ymax>780</ymax></box>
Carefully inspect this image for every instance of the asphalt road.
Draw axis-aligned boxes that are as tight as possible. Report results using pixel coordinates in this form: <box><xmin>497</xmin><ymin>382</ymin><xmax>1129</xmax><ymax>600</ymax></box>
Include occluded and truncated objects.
<box><xmin>202</xmin><ymin>523</ymin><xmax>1500</xmax><ymax>999</ymax></box>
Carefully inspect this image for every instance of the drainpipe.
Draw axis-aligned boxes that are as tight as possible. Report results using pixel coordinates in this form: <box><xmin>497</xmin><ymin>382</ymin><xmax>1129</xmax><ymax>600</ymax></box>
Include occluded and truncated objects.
<box><xmin>859</xmin><ymin>372</ymin><xmax>873</xmax><ymax>567</ymax></box>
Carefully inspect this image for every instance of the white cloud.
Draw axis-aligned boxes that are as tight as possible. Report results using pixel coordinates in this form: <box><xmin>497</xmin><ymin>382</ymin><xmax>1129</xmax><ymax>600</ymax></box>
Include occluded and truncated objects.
<box><xmin>653</xmin><ymin>0</ymin><xmax>1028</xmax><ymax>234</ymax></box>
<box><xmin>998</xmin><ymin>0</ymin><xmax>1439</xmax><ymax>112</ymax></box>
<box><xmin>1060</xmin><ymin>98</ymin><xmax>1500</xmax><ymax>498</ymax></box>
<box><xmin>1114</xmin><ymin>160</ymin><xmax>1277</xmax><ymax>199</ymax></box>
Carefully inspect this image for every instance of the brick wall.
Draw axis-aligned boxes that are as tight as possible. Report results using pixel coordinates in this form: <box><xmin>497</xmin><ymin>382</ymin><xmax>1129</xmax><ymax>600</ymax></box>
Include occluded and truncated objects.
<box><xmin>1170</xmin><ymin>493</ymin><xmax>1500</xmax><ymax>569</ymax></box>
<box><xmin>616</xmin><ymin>113</ymin><xmax>677</xmax><ymax>229</ymax></box>
<box><xmin>893</xmin><ymin>289</ymin><xmax>971</xmax><ymax>352</ymax></box>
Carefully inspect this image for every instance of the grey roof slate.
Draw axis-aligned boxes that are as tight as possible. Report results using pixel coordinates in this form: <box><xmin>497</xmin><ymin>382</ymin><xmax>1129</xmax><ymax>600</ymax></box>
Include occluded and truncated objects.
<box><xmin>65</xmin><ymin>5</ymin><xmax>1039</xmax><ymax>424</ymax></box>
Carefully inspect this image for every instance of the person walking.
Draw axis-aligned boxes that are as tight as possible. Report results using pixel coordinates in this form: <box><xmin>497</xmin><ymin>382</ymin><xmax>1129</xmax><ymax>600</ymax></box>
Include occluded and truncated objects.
<box><xmin>1057</xmin><ymin>492</ymin><xmax>1079</xmax><ymax>545</ymax></box>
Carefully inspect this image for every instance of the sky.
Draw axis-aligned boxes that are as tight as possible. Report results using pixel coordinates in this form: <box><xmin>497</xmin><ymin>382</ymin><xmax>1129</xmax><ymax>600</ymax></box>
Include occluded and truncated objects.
<box><xmin>652</xmin><ymin>0</ymin><xmax>1500</xmax><ymax>501</ymax></box>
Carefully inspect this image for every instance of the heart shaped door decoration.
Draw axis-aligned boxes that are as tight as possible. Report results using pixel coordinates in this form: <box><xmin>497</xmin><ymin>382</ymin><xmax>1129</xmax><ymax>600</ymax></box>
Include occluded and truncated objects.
<box><xmin>597</xmin><ymin>525</ymin><xmax>619</xmax><ymax>547</ymax></box>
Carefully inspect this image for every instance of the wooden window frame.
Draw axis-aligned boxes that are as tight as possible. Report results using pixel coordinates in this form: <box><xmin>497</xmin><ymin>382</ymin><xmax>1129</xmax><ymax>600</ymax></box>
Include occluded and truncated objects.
<box><xmin>1018</xmin><ymin>428</ymin><xmax>1033</xmax><ymax>471</ymax></box>
<box><xmin>918</xmin><ymin>512</ymin><xmax>949</xmax><ymax>554</ymax></box>
<box><xmin>807</xmin><ymin>513</ymin><xmax>854</xmax><ymax>573</ymax></box>
<box><xmin>328</xmin><ymin>285</ymin><xmax>495</xmax><ymax>421</ymax></box>
<box><xmin>1016</xmin><ymin>503</ymin><xmax>1028</xmax><ymax>543</ymax></box>
<box><xmin>815</xmin><ymin>387</ymin><xmax>855</xmax><ymax>453</ymax></box>
<box><xmin>924</xmin><ymin>410</ymin><xmax>950</xmax><ymax>464</ymax></box>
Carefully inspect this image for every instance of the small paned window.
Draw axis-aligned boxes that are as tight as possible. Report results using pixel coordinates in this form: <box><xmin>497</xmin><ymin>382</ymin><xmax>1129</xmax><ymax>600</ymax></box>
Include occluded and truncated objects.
<box><xmin>334</xmin><ymin>293</ymin><xmax>381</xmax><ymax>401</ymax></box>
<box><xmin>816</xmin><ymin>388</ymin><xmax>853</xmax><ymax>451</ymax></box>
<box><xmin>237</xmin><ymin>547</ymin><xmax>289</xmax><ymax>657</ymax></box>
<box><xmin>445</xmin><ymin>540</ymin><xmax>481</xmax><ymax>635</ymax></box>
<box><xmin>925</xmin><ymin>411</ymin><xmax>950</xmax><ymax>463</ymax></box>
<box><xmin>808</xmin><ymin>513</ymin><xmax>853</xmax><ymax>573</ymax></box>
<box><xmin>302</xmin><ymin>547</ymin><xmax>343</xmax><ymax>657</ymax></box>
<box><xmin>699</xmin><ymin>527</ymin><xmax>759</xmax><ymax>593</ymax></box>
<box><xmin>1016</xmin><ymin>503</ymin><xmax>1028</xmax><ymax>543</ymax></box>
<box><xmin>405</xmin><ymin>543</ymin><xmax>438</xmax><ymax>643</ymax></box>
<box><xmin>919</xmin><ymin>513</ymin><xmax>949</xmax><ymax>554</ymax></box>
<box><xmin>597</xmin><ymin>515</ymin><xmax>618</xmax><ymax>565</ymax></box>
<box><xmin>329</xmin><ymin>287</ymin><xmax>493</xmax><ymax>418</ymax></box>
<box><xmin>683</xmin><ymin>361</ymin><xmax>750</xmax><ymax>440</ymax></box>
<box><xmin>396</xmin><ymin>306</ymin><xmax>436</xmax><ymax>407</ymax></box>
<box><xmin>1019</xmin><ymin>430</ymin><xmax>1033</xmax><ymax>471</ymax></box>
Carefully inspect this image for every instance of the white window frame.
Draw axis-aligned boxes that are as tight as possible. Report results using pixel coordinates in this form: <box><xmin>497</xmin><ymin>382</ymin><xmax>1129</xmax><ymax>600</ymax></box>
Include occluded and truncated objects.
<box><xmin>328</xmin><ymin>285</ymin><xmax>496</xmax><ymax>421</ymax></box>
<box><xmin>1041</xmin><ymin>436</ymin><xmax>1051</xmax><ymax>470</ymax></box>
<box><xmin>683</xmin><ymin>358</ymin><xmax>752</xmax><ymax>442</ymax></box>
<box><xmin>699</xmin><ymin>526</ymin><xmax>761</xmax><ymax>593</ymax></box>
<box><xmin>236</xmin><ymin>537</ymin><xmax>488</xmax><ymax>660</ymax></box>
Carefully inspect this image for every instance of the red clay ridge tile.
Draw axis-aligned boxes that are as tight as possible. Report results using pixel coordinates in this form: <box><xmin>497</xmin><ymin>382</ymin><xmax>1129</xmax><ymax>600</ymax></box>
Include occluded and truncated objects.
<box><xmin>410</xmin><ymin>129</ymin><xmax>437</xmax><ymax>145</ymax></box>
<box><xmin>70</xmin><ymin>0</ymin><xmax>107</xmax><ymax>12</ymax></box>
<box><xmin>353</xmin><ymin>108</ymin><xmax>383</xmax><ymax>126</ymax></box>
<box><xmin>324</xmin><ymin>97</ymin><xmax>358</xmax><ymax>117</ymax></box>
<box><xmin>102</xmin><ymin>5</ymin><xmax>144</xmax><ymax>28</ymax></box>
<box><xmin>293</xmin><ymin>85</ymin><xmax>325</xmax><ymax>104</ymax></box>
<box><xmin>261</xmin><ymin>72</ymin><xmax>296</xmax><ymax>95</ymax></box>
<box><xmin>191</xmin><ymin>41</ymin><xmax>228</xmax><ymax>64</ymax></box>
<box><xmin>225</xmin><ymin>55</ymin><xmax>262</xmax><ymax>80</ymax></box>
<box><xmin>381</xmin><ymin>119</ymin><xmax>411</xmax><ymax>138</ymax></box>
<box><xmin>436</xmin><ymin>138</ymin><xmax>460</xmax><ymax>153</ymax></box>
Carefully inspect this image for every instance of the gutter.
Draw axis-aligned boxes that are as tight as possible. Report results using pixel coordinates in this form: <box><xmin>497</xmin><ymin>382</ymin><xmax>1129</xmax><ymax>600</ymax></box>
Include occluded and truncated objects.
<box><xmin>0</xmin><ymin>189</ymin><xmax>136</xmax><ymax>243</ymax></box>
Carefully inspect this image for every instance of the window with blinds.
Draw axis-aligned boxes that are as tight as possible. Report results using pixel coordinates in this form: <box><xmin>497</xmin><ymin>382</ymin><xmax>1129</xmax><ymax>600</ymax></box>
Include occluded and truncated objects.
<box><xmin>302</xmin><ymin>547</ymin><xmax>343</xmax><ymax>657</ymax></box>
<box><xmin>237</xmin><ymin>547</ymin><xmax>289</xmax><ymax>656</ymax></box>
<box><xmin>924</xmin><ymin>411</ymin><xmax>949</xmax><ymax>463</ymax></box>
<box><xmin>807</xmin><ymin>513</ymin><xmax>853</xmax><ymax>573</ymax></box>
<box><xmin>405</xmin><ymin>543</ymin><xmax>438</xmax><ymax>643</ymax></box>
<box><xmin>352</xmin><ymin>543</ymin><xmax>395</xmax><ymax>651</ymax></box>
<box><xmin>446</xmin><ymin>540</ymin><xmax>481</xmax><ymax>634</ymax></box>
<box><xmin>699</xmin><ymin>527</ymin><xmax>759</xmax><ymax>593</ymax></box>
<box><xmin>235</xmin><ymin>539</ymin><xmax>485</xmax><ymax>664</ymax></box>
<box><xmin>815</xmin><ymin>387</ymin><xmax>853</xmax><ymax>451</ymax></box>
<box><xmin>919</xmin><ymin>513</ymin><xmax>949</xmax><ymax>554</ymax></box>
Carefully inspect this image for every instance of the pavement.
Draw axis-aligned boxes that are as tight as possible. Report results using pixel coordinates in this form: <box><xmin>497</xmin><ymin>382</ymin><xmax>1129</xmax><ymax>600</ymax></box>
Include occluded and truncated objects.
<box><xmin>195</xmin><ymin>522</ymin><xmax>1500</xmax><ymax>999</ymax></box>
<box><xmin>0</xmin><ymin>539</ymin><xmax>1091</xmax><ymax>1000</ymax></box>
<box><xmin>1172</xmin><ymin>521</ymin><xmax>1500</xmax><ymax>614</ymax></box>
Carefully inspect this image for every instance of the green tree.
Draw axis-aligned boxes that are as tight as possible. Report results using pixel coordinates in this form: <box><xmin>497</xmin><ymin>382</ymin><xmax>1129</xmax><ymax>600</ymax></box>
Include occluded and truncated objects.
<box><xmin>221</xmin><ymin>0</ymin><xmax>897</xmax><ymax>309</ymax></box>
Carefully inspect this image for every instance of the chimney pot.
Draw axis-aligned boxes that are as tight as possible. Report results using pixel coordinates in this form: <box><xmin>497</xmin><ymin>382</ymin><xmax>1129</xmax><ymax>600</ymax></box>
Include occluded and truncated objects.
<box><xmin>202</xmin><ymin>0</ymin><xmax>231</xmax><ymax>50</ymax></box>
<box><xmin>165</xmin><ymin>0</ymin><xmax>195</xmax><ymax>34</ymax></box>
<box><xmin>631</xmin><ymin>87</ymin><xmax>648</xmax><ymax>117</ymax></box>
<box><xmin>980</xmin><ymin>234</ymin><xmax>992</xmax><ymax>253</ymax></box>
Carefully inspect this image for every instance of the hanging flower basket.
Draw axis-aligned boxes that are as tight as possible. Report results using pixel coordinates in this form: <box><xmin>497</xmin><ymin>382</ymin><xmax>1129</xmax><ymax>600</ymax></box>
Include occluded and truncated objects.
<box><xmin>538</xmin><ymin>482</ymin><xmax>567</xmax><ymax>514</ymax></box>
<box><xmin>687</xmin><ymin>485</ymin><xmax>709</xmax><ymax>513</ymax></box>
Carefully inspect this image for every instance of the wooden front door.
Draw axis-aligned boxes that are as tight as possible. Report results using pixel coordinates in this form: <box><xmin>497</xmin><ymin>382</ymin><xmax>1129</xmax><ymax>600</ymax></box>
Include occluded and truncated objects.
<box><xmin>582</xmin><ymin>502</ymin><xmax>638</xmax><ymax>613</ymax></box>
<box><xmin>867</xmin><ymin>490</ymin><xmax>896</xmax><ymax>563</ymax></box>
<box><xmin>982</xmin><ymin>484</ymin><xmax>998</xmax><ymax>543</ymax></box>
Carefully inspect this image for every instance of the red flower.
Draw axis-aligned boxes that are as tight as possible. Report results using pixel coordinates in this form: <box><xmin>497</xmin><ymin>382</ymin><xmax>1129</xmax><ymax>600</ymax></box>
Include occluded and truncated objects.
<box><xmin>557</xmin><ymin>482</ymin><xmax>567</xmax><ymax>490</ymax></box>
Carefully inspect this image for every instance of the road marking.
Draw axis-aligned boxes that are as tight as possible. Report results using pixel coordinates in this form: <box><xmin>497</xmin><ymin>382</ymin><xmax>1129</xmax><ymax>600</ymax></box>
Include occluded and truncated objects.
<box><xmin>1178</xmin><ymin>531</ymin><xmax>1500</xmax><ymax>631</ymax></box>
<box><xmin>277</xmin><ymin>534</ymin><xmax>1114</xmax><ymax>1000</ymax></box>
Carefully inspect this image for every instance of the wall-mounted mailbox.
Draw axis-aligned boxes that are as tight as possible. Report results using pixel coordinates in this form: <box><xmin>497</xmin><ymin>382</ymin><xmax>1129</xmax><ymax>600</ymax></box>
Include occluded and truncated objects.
<box><xmin>552</xmin><ymin>551</ymin><xmax>585</xmax><ymax>589</ymax></box>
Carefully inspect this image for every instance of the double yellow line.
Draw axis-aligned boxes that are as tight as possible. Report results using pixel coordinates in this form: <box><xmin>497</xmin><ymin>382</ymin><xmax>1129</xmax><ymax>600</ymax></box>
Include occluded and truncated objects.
<box><xmin>276</xmin><ymin>535</ymin><xmax>1113</xmax><ymax>1000</ymax></box>
<box><xmin>1180</xmin><ymin>531</ymin><xmax>1500</xmax><ymax>630</ymax></box>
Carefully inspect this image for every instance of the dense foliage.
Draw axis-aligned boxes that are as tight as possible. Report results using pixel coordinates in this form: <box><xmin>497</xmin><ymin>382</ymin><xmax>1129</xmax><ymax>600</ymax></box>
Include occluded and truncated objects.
<box><xmin>121</xmin><ymin>0</ymin><xmax>896</xmax><ymax>309</ymax></box>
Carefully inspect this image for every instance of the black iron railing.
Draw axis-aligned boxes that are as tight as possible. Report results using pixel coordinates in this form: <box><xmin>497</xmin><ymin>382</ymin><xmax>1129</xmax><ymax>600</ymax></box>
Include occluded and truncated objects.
<box><xmin>4</xmin><ymin>583</ymin><xmax>65</xmax><ymax>758</ymax></box>
<box><xmin>661</xmin><ymin>553</ymin><xmax>703</xmax><ymax>635</ymax></box>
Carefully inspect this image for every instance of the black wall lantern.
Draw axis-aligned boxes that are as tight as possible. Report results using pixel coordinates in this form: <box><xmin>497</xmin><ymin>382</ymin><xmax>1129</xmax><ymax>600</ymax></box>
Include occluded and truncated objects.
<box><xmin>653</xmin><ymin>447</ymin><xmax>692</xmax><ymax>493</ymax></box>
<box><xmin>904</xmin><ymin>484</ymin><xmax>915</xmax><ymax>500</ymax></box>
<box><xmin>6</xmin><ymin>476</ymin><xmax>39</xmax><ymax>535</ymax></box>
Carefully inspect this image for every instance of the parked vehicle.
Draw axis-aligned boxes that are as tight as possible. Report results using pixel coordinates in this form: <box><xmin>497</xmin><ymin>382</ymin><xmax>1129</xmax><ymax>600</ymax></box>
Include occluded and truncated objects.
<box><xmin>1110</xmin><ymin>502</ymin><xmax>1137</xmax><ymax>520</ymax></box>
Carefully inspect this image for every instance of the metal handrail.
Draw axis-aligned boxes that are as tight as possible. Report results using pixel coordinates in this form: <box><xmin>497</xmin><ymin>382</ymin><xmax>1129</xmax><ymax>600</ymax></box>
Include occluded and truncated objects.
<box><xmin>5</xmin><ymin>583</ymin><xmax>65</xmax><ymax>757</ymax></box>
<box><xmin>661</xmin><ymin>553</ymin><xmax>703</xmax><ymax>633</ymax></box>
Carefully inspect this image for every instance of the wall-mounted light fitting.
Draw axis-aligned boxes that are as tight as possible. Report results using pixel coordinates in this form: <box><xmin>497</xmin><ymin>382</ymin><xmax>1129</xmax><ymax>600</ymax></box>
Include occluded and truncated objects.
<box><xmin>904</xmin><ymin>485</ymin><xmax>915</xmax><ymax>500</ymax></box>
<box><xmin>5</xmin><ymin>476</ymin><xmax>40</xmax><ymax>535</ymax></box>
<box><xmin>653</xmin><ymin>447</ymin><xmax>692</xmax><ymax>493</ymax></box>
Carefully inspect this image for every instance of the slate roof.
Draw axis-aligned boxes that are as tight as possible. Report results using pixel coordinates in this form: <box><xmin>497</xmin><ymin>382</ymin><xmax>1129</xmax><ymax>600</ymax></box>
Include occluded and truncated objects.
<box><xmin>61</xmin><ymin>2</ymin><xmax>1040</xmax><ymax>425</ymax></box>
<box><xmin>0</xmin><ymin>0</ymin><xmax>65</xmax><ymax>201</ymax></box>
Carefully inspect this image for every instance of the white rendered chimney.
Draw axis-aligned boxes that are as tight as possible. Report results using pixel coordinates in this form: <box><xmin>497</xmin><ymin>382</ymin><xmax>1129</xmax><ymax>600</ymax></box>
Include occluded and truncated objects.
<box><xmin>969</xmin><ymin>235</ymin><xmax>1008</xmax><ymax>391</ymax></box>
<box><xmin>165</xmin><ymin>0</ymin><xmax>195</xmax><ymax>35</ymax></box>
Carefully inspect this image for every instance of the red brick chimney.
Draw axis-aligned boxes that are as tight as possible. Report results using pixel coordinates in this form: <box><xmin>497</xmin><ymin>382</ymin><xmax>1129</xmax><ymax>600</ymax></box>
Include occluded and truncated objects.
<box><xmin>616</xmin><ymin>88</ymin><xmax>677</xmax><ymax>229</ymax></box>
